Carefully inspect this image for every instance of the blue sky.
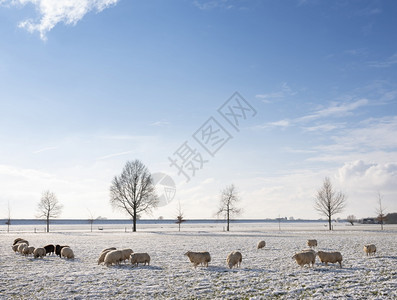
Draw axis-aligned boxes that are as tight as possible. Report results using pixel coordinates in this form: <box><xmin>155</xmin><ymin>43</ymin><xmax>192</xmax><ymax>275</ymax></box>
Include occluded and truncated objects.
<box><xmin>0</xmin><ymin>0</ymin><xmax>396</xmax><ymax>220</ymax></box>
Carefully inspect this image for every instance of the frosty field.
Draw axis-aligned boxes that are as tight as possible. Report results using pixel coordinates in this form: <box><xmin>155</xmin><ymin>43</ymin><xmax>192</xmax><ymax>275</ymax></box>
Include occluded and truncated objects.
<box><xmin>1</xmin><ymin>222</ymin><xmax>397</xmax><ymax>299</ymax></box>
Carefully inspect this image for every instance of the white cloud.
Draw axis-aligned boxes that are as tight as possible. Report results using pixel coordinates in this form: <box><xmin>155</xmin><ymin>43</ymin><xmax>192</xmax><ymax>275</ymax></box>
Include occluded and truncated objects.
<box><xmin>97</xmin><ymin>151</ymin><xmax>134</xmax><ymax>160</ymax></box>
<box><xmin>33</xmin><ymin>146</ymin><xmax>58</xmax><ymax>154</ymax></box>
<box><xmin>333</xmin><ymin>116</ymin><xmax>397</xmax><ymax>151</ymax></box>
<box><xmin>150</xmin><ymin>121</ymin><xmax>170</xmax><ymax>127</ymax></box>
<box><xmin>298</xmin><ymin>98</ymin><xmax>369</xmax><ymax>122</ymax></box>
<box><xmin>336</xmin><ymin>160</ymin><xmax>397</xmax><ymax>216</ymax></box>
<box><xmin>193</xmin><ymin>0</ymin><xmax>235</xmax><ymax>10</ymax></box>
<box><xmin>3</xmin><ymin>0</ymin><xmax>119</xmax><ymax>40</ymax></box>
<box><xmin>256</xmin><ymin>82</ymin><xmax>296</xmax><ymax>103</ymax></box>
<box><xmin>368</xmin><ymin>53</ymin><xmax>397</xmax><ymax>68</ymax></box>
<box><xmin>256</xmin><ymin>98</ymin><xmax>368</xmax><ymax>131</ymax></box>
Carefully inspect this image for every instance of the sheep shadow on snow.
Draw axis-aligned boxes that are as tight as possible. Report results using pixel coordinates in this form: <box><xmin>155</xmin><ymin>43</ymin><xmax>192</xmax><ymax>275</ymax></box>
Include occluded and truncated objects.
<box><xmin>112</xmin><ymin>264</ymin><xmax>163</xmax><ymax>271</ymax></box>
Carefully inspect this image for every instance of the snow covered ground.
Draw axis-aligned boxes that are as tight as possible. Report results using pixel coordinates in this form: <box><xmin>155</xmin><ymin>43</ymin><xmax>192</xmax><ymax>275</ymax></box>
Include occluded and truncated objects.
<box><xmin>1</xmin><ymin>222</ymin><xmax>396</xmax><ymax>299</ymax></box>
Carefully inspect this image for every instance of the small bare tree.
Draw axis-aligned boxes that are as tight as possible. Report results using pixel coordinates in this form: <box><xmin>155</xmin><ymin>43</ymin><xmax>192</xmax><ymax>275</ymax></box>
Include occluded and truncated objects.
<box><xmin>346</xmin><ymin>215</ymin><xmax>356</xmax><ymax>226</ymax></box>
<box><xmin>175</xmin><ymin>200</ymin><xmax>186</xmax><ymax>232</ymax></box>
<box><xmin>5</xmin><ymin>201</ymin><xmax>11</xmax><ymax>233</ymax></box>
<box><xmin>376</xmin><ymin>192</ymin><xmax>386</xmax><ymax>230</ymax></box>
<box><xmin>37</xmin><ymin>190</ymin><xmax>63</xmax><ymax>233</ymax></box>
<box><xmin>314</xmin><ymin>177</ymin><xmax>346</xmax><ymax>231</ymax></box>
<box><xmin>216</xmin><ymin>184</ymin><xmax>241</xmax><ymax>232</ymax></box>
<box><xmin>110</xmin><ymin>160</ymin><xmax>159</xmax><ymax>232</ymax></box>
<box><xmin>87</xmin><ymin>209</ymin><xmax>96</xmax><ymax>232</ymax></box>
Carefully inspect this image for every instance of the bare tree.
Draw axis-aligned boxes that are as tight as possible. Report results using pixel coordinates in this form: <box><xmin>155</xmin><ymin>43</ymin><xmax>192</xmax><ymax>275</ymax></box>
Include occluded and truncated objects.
<box><xmin>37</xmin><ymin>190</ymin><xmax>63</xmax><ymax>233</ymax></box>
<box><xmin>376</xmin><ymin>192</ymin><xmax>386</xmax><ymax>230</ymax></box>
<box><xmin>87</xmin><ymin>209</ymin><xmax>96</xmax><ymax>232</ymax></box>
<box><xmin>346</xmin><ymin>215</ymin><xmax>356</xmax><ymax>226</ymax></box>
<box><xmin>5</xmin><ymin>201</ymin><xmax>11</xmax><ymax>233</ymax></box>
<box><xmin>175</xmin><ymin>200</ymin><xmax>186</xmax><ymax>232</ymax></box>
<box><xmin>216</xmin><ymin>184</ymin><xmax>242</xmax><ymax>232</ymax></box>
<box><xmin>110</xmin><ymin>160</ymin><xmax>158</xmax><ymax>232</ymax></box>
<box><xmin>314</xmin><ymin>177</ymin><xmax>346</xmax><ymax>231</ymax></box>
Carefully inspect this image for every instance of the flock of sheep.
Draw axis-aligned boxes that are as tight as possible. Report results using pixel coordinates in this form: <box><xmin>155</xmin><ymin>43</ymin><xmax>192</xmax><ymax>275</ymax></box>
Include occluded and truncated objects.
<box><xmin>11</xmin><ymin>237</ymin><xmax>377</xmax><ymax>269</ymax></box>
<box><xmin>292</xmin><ymin>239</ymin><xmax>377</xmax><ymax>268</ymax></box>
<box><xmin>12</xmin><ymin>238</ymin><xmax>74</xmax><ymax>259</ymax></box>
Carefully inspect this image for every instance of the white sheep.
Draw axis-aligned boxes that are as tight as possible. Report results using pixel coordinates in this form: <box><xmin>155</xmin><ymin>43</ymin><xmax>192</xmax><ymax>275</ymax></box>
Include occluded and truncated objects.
<box><xmin>364</xmin><ymin>244</ymin><xmax>376</xmax><ymax>256</ymax></box>
<box><xmin>23</xmin><ymin>246</ymin><xmax>35</xmax><ymax>256</ymax></box>
<box><xmin>292</xmin><ymin>251</ymin><xmax>316</xmax><ymax>267</ymax></box>
<box><xmin>104</xmin><ymin>250</ymin><xmax>123</xmax><ymax>267</ymax></box>
<box><xmin>98</xmin><ymin>249</ymin><xmax>113</xmax><ymax>265</ymax></box>
<box><xmin>302</xmin><ymin>249</ymin><xmax>317</xmax><ymax>255</ymax></box>
<box><xmin>102</xmin><ymin>247</ymin><xmax>117</xmax><ymax>253</ymax></box>
<box><xmin>226</xmin><ymin>251</ymin><xmax>242</xmax><ymax>269</ymax></box>
<box><xmin>12</xmin><ymin>244</ymin><xmax>19</xmax><ymax>253</ymax></box>
<box><xmin>13</xmin><ymin>238</ymin><xmax>29</xmax><ymax>246</ymax></box>
<box><xmin>257</xmin><ymin>241</ymin><xmax>266</xmax><ymax>249</ymax></box>
<box><xmin>120</xmin><ymin>249</ymin><xmax>134</xmax><ymax>264</ymax></box>
<box><xmin>61</xmin><ymin>247</ymin><xmax>75</xmax><ymax>259</ymax></box>
<box><xmin>184</xmin><ymin>251</ymin><xmax>211</xmax><ymax>268</ymax></box>
<box><xmin>17</xmin><ymin>243</ymin><xmax>28</xmax><ymax>254</ymax></box>
<box><xmin>33</xmin><ymin>247</ymin><xmax>46</xmax><ymax>259</ymax></box>
<box><xmin>317</xmin><ymin>251</ymin><xmax>342</xmax><ymax>268</ymax></box>
<box><xmin>307</xmin><ymin>239</ymin><xmax>318</xmax><ymax>248</ymax></box>
<box><xmin>130</xmin><ymin>253</ymin><xmax>151</xmax><ymax>266</ymax></box>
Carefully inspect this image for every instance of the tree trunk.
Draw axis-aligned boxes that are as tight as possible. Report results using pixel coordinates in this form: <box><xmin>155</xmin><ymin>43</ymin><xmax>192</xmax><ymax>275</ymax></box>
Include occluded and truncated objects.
<box><xmin>178</xmin><ymin>223</ymin><xmax>181</xmax><ymax>232</ymax></box>
<box><xmin>46</xmin><ymin>217</ymin><xmax>50</xmax><ymax>233</ymax></box>
<box><xmin>133</xmin><ymin>207</ymin><xmax>137</xmax><ymax>232</ymax></box>
<box><xmin>328</xmin><ymin>215</ymin><xmax>332</xmax><ymax>231</ymax></box>
<box><xmin>227</xmin><ymin>207</ymin><xmax>230</xmax><ymax>232</ymax></box>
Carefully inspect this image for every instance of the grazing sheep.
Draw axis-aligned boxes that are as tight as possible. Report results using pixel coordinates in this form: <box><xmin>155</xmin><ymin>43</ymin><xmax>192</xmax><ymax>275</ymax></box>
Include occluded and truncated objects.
<box><xmin>102</xmin><ymin>247</ymin><xmax>117</xmax><ymax>253</ymax></box>
<box><xmin>13</xmin><ymin>238</ymin><xmax>29</xmax><ymax>246</ymax></box>
<box><xmin>17</xmin><ymin>243</ymin><xmax>28</xmax><ymax>254</ymax></box>
<box><xmin>317</xmin><ymin>251</ymin><xmax>343</xmax><ymax>268</ymax></box>
<box><xmin>12</xmin><ymin>244</ymin><xmax>20</xmax><ymax>253</ymax></box>
<box><xmin>98</xmin><ymin>249</ymin><xmax>113</xmax><ymax>265</ymax></box>
<box><xmin>43</xmin><ymin>244</ymin><xmax>55</xmax><ymax>255</ymax></box>
<box><xmin>292</xmin><ymin>251</ymin><xmax>316</xmax><ymax>268</ymax></box>
<box><xmin>61</xmin><ymin>247</ymin><xmax>75</xmax><ymax>259</ymax></box>
<box><xmin>130</xmin><ymin>253</ymin><xmax>150</xmax><ymax>266</ymax></box>
<box><xmin>55</xmin><ymin>245</ymin><xmax>70</xmax><ymax>257</ymax></box>
<box><xmin>120</xmin><ymin>249</ymin><xmax>134</xmax><ymax>264</ymax></box>
<box><xmin>302</xmin><ymin>249</ymin><xmax>317</xmax><ymax>255</ymax></box>
<box><xmin>104</xmin><ymin>250</ymin><xmax>123</xmax><ymax>267</ymax></box>
<box><xmin>184</xmin><ymin>251</ymin><xmax>211</xmax><ymax>268</ymax></box>
<box><xmin>23</xmin><ymin>246</ymin><xmax>35</xmax><ymax>256</ymax></box>
<box><xmin>226</xmin><ymin>251</ymin><xmax>242</xmax><ymax>269</ymax></box>
<box><xmin>307</xmin><ymin>239</ymin><xmax>318</xmax><ymax>248</ymax></box>
<box><xmin>364</xmin><ymin>244</ymin><xmax>376</xmax><ymax>256</ymax></box>
<box><xmin>257</xmin><ymin>241</ymin><xmax>266</xmax><ymax>249</ymax></box>
<box><xmin>34</xmin><ymin>247</ymin><xmax>46</xmax><ymax>259</ymax></box>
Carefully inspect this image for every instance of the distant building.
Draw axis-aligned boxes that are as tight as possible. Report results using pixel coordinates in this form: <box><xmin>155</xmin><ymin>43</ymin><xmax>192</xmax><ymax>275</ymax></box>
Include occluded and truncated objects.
<box><xmin>360</xmin><ymin>218</ymin><xmax>378</xmax><ymax>224</ymax></box>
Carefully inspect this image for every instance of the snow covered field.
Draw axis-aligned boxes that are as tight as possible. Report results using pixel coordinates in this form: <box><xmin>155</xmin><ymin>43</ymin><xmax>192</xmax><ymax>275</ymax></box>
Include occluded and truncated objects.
<box><xmin>1</xmin><ymin>222</ymin><xmax>397</xmax><ymax>299</ymax></box>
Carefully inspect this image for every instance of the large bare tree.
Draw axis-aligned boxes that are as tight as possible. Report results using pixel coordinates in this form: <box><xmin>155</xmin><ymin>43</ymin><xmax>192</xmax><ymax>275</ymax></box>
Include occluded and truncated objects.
<box><xmin>110</xmin><ymin>160</ymin><xmax>158</xmax><ymax>232</ymax></box>
<box><xmin>376</xmin><ymin>192</ymin><xmax>386</xmax><ymax>230</ymax></box>
<box><xmin>37</xmin><ymin>190</ymin><xmax>63</xmax><ymax>233</ymax></box>
<box><xmin>216</xmin><ymin>184</ymin><xmax>241</xmax><ymax>232</ymax></box>
<box><xmin>314</xmin><ymin>177</ymin><xmax>346</xmax><ymax>231</ymax></box>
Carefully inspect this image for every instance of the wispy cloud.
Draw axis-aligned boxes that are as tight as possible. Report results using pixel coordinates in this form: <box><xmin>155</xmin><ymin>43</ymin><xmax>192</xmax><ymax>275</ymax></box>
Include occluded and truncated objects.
<box><xmin>256</xmin><ymin>98</ymin><xmax>368</xmax><ymax>131</ymax></box>
<box><xmin>97</xmin><ymin>151</ymin><xmax>134</xmax><ymax>160</ymax></box>
<box><xmin>150</xmin><ymin>121</ymin><xmax>170</xmax><ymax>127</ymax></box>
<box><xmin>298</xmin><ymin>99</ymin><xmax>368</xmax><ymax>122</ymax></box>
<box><xmin>368</xmin><ymin>53</ymin><xmax>397</xmax><ymax>68</ymax></box>
<box><xmin>33</xmin><ymin>146</ymin><xmax>58</xmax><ymax>154</ymax></box>
<box><xmin>193</xmin><ymin>0</ymin><xmax>236</xmax><ymax>10</ymax></box>
<box><xmin>2</xmin><ymin>0</ymin><xmax>119</xmax><ymax>40</ymax></box>
<box><xmin>255</xmin><ymin>82</ymin><xmax>296</xmax><ymax>103</ymax></box>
